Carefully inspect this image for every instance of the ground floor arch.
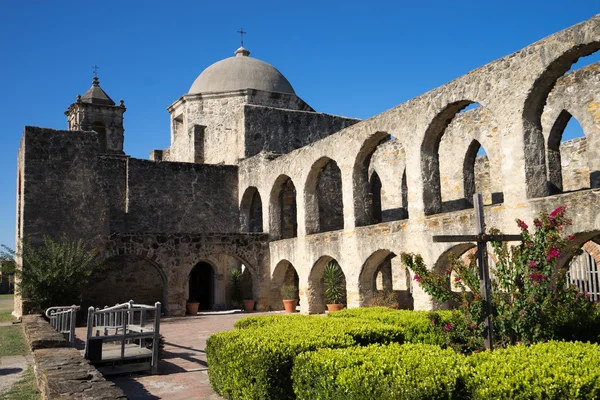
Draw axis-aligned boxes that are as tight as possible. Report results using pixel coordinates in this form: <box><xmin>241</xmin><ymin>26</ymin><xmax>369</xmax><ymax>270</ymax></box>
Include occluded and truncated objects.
<box><xmin>271</xmin><ymin>260</ymin><xmax>300</xmax><ymax>309</ymax></box>
<box><xmin>84</xmin><ymin>254</ymin><xmax>168</xmax><ymax>313</ymax></box>
<box><xmin>359</xmin><ymin>250</ymin><xmax>414</xmax><ymax>309</ymax></box>
<box><xmin>307</xmin><ymin>256</ymin><xmax>347</xmax><ymax>314</ymax></box>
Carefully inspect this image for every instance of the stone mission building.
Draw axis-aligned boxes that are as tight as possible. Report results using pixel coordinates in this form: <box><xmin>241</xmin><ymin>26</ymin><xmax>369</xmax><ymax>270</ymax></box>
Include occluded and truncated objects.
<box><xmin>14</xmin><ymin>15</ymin><xmax>600</xmax><ymax>316</ymax></box>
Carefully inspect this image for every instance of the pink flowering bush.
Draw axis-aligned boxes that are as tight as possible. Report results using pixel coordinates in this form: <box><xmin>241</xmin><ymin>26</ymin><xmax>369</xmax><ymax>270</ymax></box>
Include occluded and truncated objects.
<box><xmin>403</xmin><ymin>206</ymin><xmax>600</xmax><ymax>353</ymax></box>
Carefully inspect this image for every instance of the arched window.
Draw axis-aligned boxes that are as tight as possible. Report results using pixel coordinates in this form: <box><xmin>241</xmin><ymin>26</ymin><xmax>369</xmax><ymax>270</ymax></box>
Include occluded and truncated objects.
<box><xmin>91</xmin><ymin>121</ymin><xmax>107</xmax><ymax>153</ymax></box>
<box><xmin>421</xmin><ymin>101</ymin><xmax>480</xmax><ymax>215</ymax></box>
<box><xmin>240</xmin><ymin>187</ymin><xmax>263</xmax><ymax>233</ymax></box>
<box><xmin>306</xmin><ymin>158</ymin><xmax>344</xmax><ymax>234</ymax></box>
<box><xmin>547</xmin><ymin>111</ymin><xmax>588</xmax><ymax>193</ymax></box>
<box><xmin>270</xmin><ymin>176</ymin><xmax>297</xmax><ymax>240</ymax></box>
<box><xmin>369</xmin><ymin>171</ymin><xmax>382</xmax><ymax>224</ymax></box>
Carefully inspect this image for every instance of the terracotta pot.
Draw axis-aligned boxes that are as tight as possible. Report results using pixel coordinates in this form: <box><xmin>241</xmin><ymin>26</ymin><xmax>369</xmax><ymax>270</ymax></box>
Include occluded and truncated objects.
<box><xmin>326</xmin><ymin>304</ymin><xmax>344</xmax><ymax>313</ymax></box>
<box><xmin>282</xmin><ymin>299</ymin><xmax>297</xmax><ymax>313</ymax></box>
<box><xmin>186</xmin><ymin>302</ymin><xmax>199</xmax><ymax>315</ymax></box>
<box><xmin>243</xmin><ymin>299</ymin><xmax>255</xmax><ymax>312</ymax></box>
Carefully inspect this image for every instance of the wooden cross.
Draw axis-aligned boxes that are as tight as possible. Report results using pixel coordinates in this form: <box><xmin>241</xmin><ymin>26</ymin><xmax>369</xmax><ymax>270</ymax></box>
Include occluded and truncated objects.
<box><xmin>432</xmin><ymin>193</ymin><xmax>521</xmax><ymax>350</ymax></box>
<box><xmin>92</xmin><ymin>65</ymin><xmax>100</xmax><ymax>77</ymax></box>
<box><xmin>237</xmin><ymin>28</ymin><xmax>247</xmax><ymax>47</ymax></box>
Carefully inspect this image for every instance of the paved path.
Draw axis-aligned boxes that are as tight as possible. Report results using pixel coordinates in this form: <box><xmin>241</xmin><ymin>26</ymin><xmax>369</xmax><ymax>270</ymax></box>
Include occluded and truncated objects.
<box><xmin>0</xmin><ymin>355</ymin><xmax>32</xmax><ymax>396</ymax></box>
<box><xmin>75</xmin><ymin>310</ymin><xmax>278</xmax><ymax>400</ymax></box>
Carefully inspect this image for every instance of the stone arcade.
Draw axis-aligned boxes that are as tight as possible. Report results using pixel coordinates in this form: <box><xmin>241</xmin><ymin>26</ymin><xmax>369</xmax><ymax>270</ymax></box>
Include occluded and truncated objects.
<box><xmin>14</xmin><ymin>16</ymin><xmax>600</xmax><ymax>316</ymax></box>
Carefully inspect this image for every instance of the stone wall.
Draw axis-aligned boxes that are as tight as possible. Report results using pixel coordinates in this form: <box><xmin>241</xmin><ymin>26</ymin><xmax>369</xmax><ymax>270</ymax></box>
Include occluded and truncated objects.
<box><xmin>103</xmin><ymin>232</ymin><xmax>270</xmax><ymax>316</ymax></box>
<box><xmin>472</xmin><ymin>137</ymin><xmax>590</xmax><ymax>198</ymax></box>
<box><xmin>560</xmin><ymin>137</ymin><xmax>589</xmax><ymax>191</ymax></box>
<box><xmin>237</xmin><ymin>15</ymin><xmax>600</xmax><ymax>313</ymax></box>
<box><xmin>19</xmin><ymin>127</ymin><xmax>109</xmax><ymax>249</ymax></box>
<box><xmin>21</xmin><ymin>315</ymin><xmax>126</xmax><ymax>399</ymax></box>
<box><xmin>165</xmin><ymin>94</ymin><xmax>247</xmax><ymax>164</ymax></box>
<box><xmin>125</xmin><ymin>158</ymin><xmax>239</xmax><ymax>233</ymax></box>
<box><xmin>243</xmin><ymin>105</ymin><xmax>359</xmax><ymax>158</ymax></box>
<box><xmin>83</xmin><ymin>255</ymin><xmax>166</xmax><ymax>310</ymax></box>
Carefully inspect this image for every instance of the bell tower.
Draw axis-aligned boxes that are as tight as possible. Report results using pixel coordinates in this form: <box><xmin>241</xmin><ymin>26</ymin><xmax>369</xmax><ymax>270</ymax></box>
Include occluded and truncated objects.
<box><xmin>65</xmin><ymin>75</ymin><xmax>126</xmax><ymax>153</ymax></box>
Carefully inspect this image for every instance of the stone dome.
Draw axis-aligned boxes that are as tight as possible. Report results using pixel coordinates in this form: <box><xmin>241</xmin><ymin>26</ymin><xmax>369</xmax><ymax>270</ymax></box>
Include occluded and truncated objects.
<box><xmin>188</xmin><ymin>47</ymin><xmax>295</xmax><ymax>95</ymax></box>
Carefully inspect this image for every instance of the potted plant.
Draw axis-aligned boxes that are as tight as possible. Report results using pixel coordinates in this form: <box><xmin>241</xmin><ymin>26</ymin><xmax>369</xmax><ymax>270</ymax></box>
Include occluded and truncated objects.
<box><xmin>230</xmin><ymin>269</ymin><xmax>243</xmax><ymax>309</ymax></box>
<box><xmin>243</xmin><ymin>298</ymin><xmax>255</xmax><ymax>312</ymax></box>
<box><xmin>280</xmin><ymin>284</ymin><xmax>298</xmax><ymax>313</ymax></box>
<box><xmin>186</xmin><ymin>298</ymin><xmax>199</xmax><ymax>315</ymax></box>
<box><xmin>323</xmin><ymin>261</ymin><xmax>345</xmax><ymax>312</ymax></box>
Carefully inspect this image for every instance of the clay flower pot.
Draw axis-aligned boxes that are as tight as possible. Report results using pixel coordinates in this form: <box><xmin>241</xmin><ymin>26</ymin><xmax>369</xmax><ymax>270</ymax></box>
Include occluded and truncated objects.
<box><xmin>243</xmin><ymin>299</ymin><xmax>255</xmax><ymax>312</ymax></box>
<box><xmin>186</xmin><ymin>302</ymin><xmax>199</xmax><ymax>315</ymax></box>
<box><xmin>326</xmin><ymin>303</ymin><xmax>344</xmax><ymax>313</ymax></box>
<box><xmin>282</xmin><ymin>299</ymin><xmax>297</xmax><ymax>313</ymax></box>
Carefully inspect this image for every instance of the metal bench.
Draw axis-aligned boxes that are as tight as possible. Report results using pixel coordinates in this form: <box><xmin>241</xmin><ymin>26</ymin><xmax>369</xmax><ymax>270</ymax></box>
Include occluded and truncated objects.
<box><xmin>84</xmin><ymin>300</ymin><xmax>161</xmax><ymax>375</ymax></box>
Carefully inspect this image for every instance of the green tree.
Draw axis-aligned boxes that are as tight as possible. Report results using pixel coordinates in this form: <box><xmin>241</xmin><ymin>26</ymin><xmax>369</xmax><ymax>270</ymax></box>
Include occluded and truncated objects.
<box><xmin>403</xmin><ymin>206</ymin><xmax>600</xmax><ymax>353</ymax></box>
<box><xmin>1</xmin><ymin>234</ymin><xmax>102</xmax><ymax>311</ymax></box>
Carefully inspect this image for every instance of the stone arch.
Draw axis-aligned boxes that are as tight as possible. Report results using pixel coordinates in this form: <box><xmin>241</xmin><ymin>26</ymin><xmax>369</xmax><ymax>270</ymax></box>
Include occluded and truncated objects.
<box><xmin>353</xmin><ymin>131</ymin><xmax>390</xmax><ymax>226</ymax></box>
<box><xmin>269</xmin><ymin>175</ymin><xmax>297</xmax><ymax>240</ymax></box>
<box><xmin>547</xmin><ymin>110</ymin><xmax>589</xmax><ymax>193</ymax></box>
<box><xmin>91</xmin><ymin>120</ymin><xmax>107</xmax><ymax>152</ymax></box>
<box><xmin>369</xmin><ymin>171</ymin><xmax>383</xmax><ymax>224</ymax></box>
<box><xmin>305</xmin><ymin>157</ymin><xmax>344</xmax><ymax>234</ymax></box>
<box><xmin>421</xmin><ymin>100</ymin><xmax>480</xmax><ymax>215</ymax></box>
<box><xmin>522</xmin><ymin>42</ymin><xmax>600</xmax><ymax>197</ymax></box>
<box><xmin>184</xmin><ymin>251</ymin><xmax>259</xmax><ymax>310</ymax></box>
<box><xmin>307</xmin><ymin>256</ymin><xmax>347</xmax><ymax>314</ymax></box>
<box><xmin>430</xmin><ymin>243</ymin><xmax>477</xmax><ymax>310</ymax></box>
<box><xmin>271</xmin><ymin>259</ymin><xmax>300</xmax><ymax>309</ymax></box>
<box><xmin>558</xmin><ymin>232</ymin><xmax>600</xmax><ymax>301</ymax></box>
<box><xmin>462</xmin><ymin>139</ymin><xmax>500</xmax><ymax>206</ymax></box>
<box><xmin>240</xmin><ymin>186</ymin><xmax>263</xmax><ymax>233</ymax></box>
<box><xmin>359</xmin><ymin>250</ymin><xmax>414</xmax><ymax>310</ymax></box>
<box><xmin>84</xmin><ymin>254</ymin><xmax>168</xmax><ymax>313</ymax></box>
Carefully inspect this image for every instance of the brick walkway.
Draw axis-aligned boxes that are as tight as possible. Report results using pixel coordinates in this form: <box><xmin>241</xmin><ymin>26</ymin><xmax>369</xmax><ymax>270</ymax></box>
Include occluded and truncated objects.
<box><xmin>75</xmin><ymin>311</ymin><xmax>277</xmax><ymax>400</ymax></box>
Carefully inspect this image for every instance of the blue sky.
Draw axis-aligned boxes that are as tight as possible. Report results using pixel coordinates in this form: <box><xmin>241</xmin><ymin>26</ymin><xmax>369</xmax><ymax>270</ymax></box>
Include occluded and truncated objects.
<box><xmin>0</xmin><ymin>1</ymin><xmax>598</xmax><ymax>248</ymax></box>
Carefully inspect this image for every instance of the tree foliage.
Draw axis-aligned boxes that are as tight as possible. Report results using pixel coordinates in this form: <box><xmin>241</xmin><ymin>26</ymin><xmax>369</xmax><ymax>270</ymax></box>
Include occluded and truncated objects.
<box><xmin>403</xmin><ymin>206</ymin><xmax>600</xmax><ymax>353</ymax></box>
<box><xmin>1</xmin><ymin>234</ymin><xmax>102</xmax><ymax>311</ymax></box>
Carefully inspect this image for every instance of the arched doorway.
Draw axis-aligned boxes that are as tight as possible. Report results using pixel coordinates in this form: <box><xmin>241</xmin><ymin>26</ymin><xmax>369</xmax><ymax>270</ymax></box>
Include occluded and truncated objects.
<box><xmin>189</xmin><ymin>262</ymin><xmax>215</xmax><ymax>310</ymax></box>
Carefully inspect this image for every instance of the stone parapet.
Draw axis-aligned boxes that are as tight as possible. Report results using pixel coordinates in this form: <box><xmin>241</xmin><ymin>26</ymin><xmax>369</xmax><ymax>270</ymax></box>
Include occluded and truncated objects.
<box><xmin>21</xmin><ymin>315</ymin><xmax>127</xmax><ymax>399</ymax></box>
<box><xmin>21</xmin><ymin>315</ymin><xmax>67</xmax><ymax>350</ymax></box>
<box><xmin>33</xmin><ymin>347</ymin><xmax>126</xmax><ymax>399</ymax></box>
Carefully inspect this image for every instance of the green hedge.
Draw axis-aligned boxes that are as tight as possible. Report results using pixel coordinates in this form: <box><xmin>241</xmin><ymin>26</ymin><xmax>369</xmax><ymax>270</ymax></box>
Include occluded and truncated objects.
<box><xmin>327</xmin><ymin>307</ymin><xmax>451</xmax><ymax>345</ymax></box>
<box><xmin>292</xmin><ymin>343</ymin><xmax>467</xmax><ymax>400</ymax></box>
<box><xmin>293</xmin><ymin>341</ymin><xmax>600</xmax><ymax>400</ymax></box>
<box><xmin>467</xmin><ymin>341</ymin><xmax>600</xmax><ymax>399</ymax></box>
<box><xmin>209</xmin><ymin>310</ymin><xmax>600</xmax><ymax>399</ymax></box>
<box><xmin>207</xmin><ymin>315</ymin><xmax>406</xmax><ymax>399</ymax></box>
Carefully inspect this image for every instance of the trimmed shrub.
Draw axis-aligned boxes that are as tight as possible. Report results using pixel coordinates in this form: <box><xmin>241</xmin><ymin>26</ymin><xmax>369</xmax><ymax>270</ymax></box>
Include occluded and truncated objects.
<box><xmin>207</xmin><ymin>316</ymin><xmax>405</xmax><ymax>399</ymax></box>
<box><xmin>467</xmin><ymin>341</ymin><xmax>600</xmax><ymax>399</ymax></box>
<box><xmin>233</xmin><ymin>314</ymin><xmax>306</xmax><ymax>330</ymax></box>
<box><xmin>328</xmin><ymin>307</ymin><xmax>450</xmax><ymax>345</ymax></box>
<box><xmin>292</xmin><ymin>343</ymin><xmax>468</xmax><ymax>400</ymax></box>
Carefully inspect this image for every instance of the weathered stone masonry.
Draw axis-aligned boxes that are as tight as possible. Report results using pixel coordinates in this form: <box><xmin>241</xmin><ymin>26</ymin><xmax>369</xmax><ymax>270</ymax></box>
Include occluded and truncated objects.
<box><xmin>14</xmin><ymin>15</ymin><xmax>600</xmax><ymax>316</ymax></box>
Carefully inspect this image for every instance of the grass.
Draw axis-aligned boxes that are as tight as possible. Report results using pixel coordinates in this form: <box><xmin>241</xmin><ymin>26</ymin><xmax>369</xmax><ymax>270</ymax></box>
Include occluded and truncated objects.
<box><xmin>0</xmin><ymin>294</ymin><xmax>14</xmax><ymax>300</ymax></box>
<box><xmin>0</xmin><ymin>311</ymin><xmax>15</xmax><ymax>323</ymax></box>
<box><xmin>0</xmin><ymin>325</ymin><xmax>28</xmax><ymax>357</ymax></box>
<box><xmin>0</xmin><ymin>366</ymin><xmax>39</xmax><ymax>400</ymax></box>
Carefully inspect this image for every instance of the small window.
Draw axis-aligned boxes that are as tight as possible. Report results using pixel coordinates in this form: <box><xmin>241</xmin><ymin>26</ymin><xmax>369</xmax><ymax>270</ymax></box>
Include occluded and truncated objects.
<box><xmin>91</xmin><ymin>121</ymin><xmax>107</xmax><ymax>152</ymax></box>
